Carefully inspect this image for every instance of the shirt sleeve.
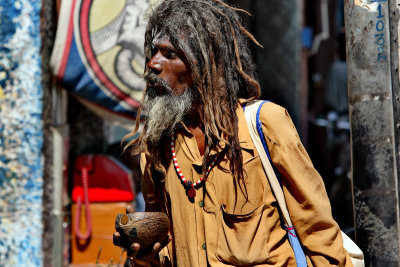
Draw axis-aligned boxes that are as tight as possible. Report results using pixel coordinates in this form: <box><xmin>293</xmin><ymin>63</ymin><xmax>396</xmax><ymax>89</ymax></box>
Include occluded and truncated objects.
<box><xmin>259</xmin><ymin>102</ymin><xmax>353</xmax><ymax>267</ymax></box>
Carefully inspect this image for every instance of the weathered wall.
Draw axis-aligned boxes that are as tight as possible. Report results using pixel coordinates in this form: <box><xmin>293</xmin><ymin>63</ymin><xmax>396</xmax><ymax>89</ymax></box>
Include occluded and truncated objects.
<box><xmin>345</xmin><ymin>0</ymin><xmax>400</xmax><ymax>265</ymax></box>
<box><xmin>0</xmin><ymin>0</ymin><xmax>44</xmax><ymax>266</ymax></box>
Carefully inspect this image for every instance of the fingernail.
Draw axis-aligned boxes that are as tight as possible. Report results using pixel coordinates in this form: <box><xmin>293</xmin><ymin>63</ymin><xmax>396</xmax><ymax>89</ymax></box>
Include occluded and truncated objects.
<box><xmin>126</xmin><ymin>205</ymin><xmax>135</xmax><ymax>214</ymax></box>
<box><xmin>133</xmin><ymin>243</ymin><xmax>140</xmax><ymax>251</ymax></box>
<box><xmin>153</xmin><ymin>243</ymin><xmax>161</xmax><ymax>252</ymax></box>
<box><xmin>129</xmin><ymin>243</ymin><xmax>140</xmax><ymax>256</ymax></box>
<box><xmin>113</xmin><ymin>232</ymin><xmax>120</xmax><ymax>245</ymax></box>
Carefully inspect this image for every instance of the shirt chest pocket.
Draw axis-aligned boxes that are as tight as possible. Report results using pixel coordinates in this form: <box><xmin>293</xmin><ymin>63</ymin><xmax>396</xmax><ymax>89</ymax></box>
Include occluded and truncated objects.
<box><xmin>215</xmin><ymin>202</ymin><xmax>271</xmax><ymax>266</ymax></box>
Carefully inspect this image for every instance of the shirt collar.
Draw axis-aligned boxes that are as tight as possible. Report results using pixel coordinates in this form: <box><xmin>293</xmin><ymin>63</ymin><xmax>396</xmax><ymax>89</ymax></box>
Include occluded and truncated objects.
<box><xmin>237</xmin><ymin>98</ymin><xmax>255</xmax><ymax>151</ymax></box>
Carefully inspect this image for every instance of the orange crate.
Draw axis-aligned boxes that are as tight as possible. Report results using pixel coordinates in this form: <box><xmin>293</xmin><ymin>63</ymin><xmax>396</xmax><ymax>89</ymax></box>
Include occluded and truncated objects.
<box><xmin>71</xmin><ymin>202</ymin><xmax>128</xmax><ymax>265</ymax></box>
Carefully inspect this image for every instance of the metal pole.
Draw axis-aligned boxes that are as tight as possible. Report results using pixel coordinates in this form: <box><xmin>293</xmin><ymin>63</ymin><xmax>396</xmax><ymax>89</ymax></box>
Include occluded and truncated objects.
<box><xmin>41</xmin><ymin>0</ymin><xmax>58</xmax><ymax>265</ymax></box>
<box><xmin>344</xmin><ymin>0</ymin><xmax>400</xmax><ymax>265</ymax></box>
<box><xmin>51</xmin><ymin>86</ymin><xmax>69</xmax><ymax>267</ymax></box>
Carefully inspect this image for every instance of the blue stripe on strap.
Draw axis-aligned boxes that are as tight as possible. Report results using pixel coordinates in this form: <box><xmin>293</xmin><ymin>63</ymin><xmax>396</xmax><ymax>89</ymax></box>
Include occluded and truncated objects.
<box><xmin>255</xmin><ymin>101</ymin><xmax>272</xmax><ymax>161</ymax></box>
<box><xmin>255</xmin><ymin>101</ymin><xmax>282</xmax><ymax>187</ymax></box>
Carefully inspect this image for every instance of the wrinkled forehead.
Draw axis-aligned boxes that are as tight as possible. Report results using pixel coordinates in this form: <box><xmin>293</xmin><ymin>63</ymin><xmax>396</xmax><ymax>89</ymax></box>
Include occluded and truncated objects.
<box><xmin>151</xmin><ymin>28</ymin><xmax>193</xmax><ymax>54</ymax></box>
<box><xmin>148</xmin><ymin>22</ymin><xmax>197</xmax><ymax>65</ymax></box>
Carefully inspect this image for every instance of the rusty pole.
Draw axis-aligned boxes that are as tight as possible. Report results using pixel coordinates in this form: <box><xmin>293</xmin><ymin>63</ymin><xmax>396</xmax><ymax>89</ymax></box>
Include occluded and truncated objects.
<box><xmin>344</xmin><ymin>0</ymin><xmax>400</xmax><ymax>265</ymax></box>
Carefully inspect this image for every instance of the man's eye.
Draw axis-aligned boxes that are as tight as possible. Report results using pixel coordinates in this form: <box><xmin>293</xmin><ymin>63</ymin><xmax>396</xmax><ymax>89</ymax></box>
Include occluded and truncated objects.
<box><xmin>151</xmin><ymin>45</ymin><xmax>158</xmax><ymax>56</ymax></box>
<box><xmin>166</xmin><ymin>51</ymin><xmax>177</xmax><ymax>59</ymax></box>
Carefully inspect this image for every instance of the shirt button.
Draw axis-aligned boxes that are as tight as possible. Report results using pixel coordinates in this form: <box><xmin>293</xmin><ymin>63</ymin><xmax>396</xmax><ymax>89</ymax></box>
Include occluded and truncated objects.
<box><xmin>202</xmin><ymin>243</ymin><xmax>206</xmax><ymax>250</ymax></box>
<box><xmin>199</xmin><ymin>201</ymin><xmax>204</xmax><ymax>207</ymax></box>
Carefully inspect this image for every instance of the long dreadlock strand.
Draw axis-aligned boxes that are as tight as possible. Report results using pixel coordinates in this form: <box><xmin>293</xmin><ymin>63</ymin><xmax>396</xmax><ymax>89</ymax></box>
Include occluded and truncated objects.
<box><xmin>210</xmin><ymin>0</ymin><xmax>252</xmax><ymax>17</ymax></box>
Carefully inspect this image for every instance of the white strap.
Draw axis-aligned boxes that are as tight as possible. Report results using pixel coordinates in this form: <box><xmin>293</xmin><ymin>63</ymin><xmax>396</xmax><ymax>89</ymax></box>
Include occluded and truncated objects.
<box><xmin>243</xmin><ymin>101</ymin><xmax>292</xmax><ymax>227</ymax></box>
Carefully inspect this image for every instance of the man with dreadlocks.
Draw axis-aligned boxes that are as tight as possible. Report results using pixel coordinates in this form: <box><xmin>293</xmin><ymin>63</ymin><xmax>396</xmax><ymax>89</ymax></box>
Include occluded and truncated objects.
<box><xmin>113</xmin><ymin>0</ymin><xmax>353</xmax><ymax>266</ymax></box>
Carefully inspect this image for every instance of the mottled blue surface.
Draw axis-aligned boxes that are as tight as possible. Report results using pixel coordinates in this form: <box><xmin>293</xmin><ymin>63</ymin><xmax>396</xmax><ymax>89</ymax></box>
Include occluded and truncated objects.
<box><xmin>0</xmin><ymin>0</ymin><xmax>44</xmax><ymax>266</ymax></box>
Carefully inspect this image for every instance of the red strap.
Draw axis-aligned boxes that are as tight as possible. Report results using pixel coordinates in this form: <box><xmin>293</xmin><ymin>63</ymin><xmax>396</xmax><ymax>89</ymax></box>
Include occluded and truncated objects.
<box><xmin>74</xmin><ymin>167</ymin><xmax>92</xmax><ymax>240</ymax></box>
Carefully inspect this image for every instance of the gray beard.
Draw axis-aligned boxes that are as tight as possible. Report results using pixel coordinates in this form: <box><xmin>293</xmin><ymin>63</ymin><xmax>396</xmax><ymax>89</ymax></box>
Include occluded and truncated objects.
<box><xmin>141</xmin><ymin>88</ymin><xmax>193</xmax><ymax>145</ymax></box>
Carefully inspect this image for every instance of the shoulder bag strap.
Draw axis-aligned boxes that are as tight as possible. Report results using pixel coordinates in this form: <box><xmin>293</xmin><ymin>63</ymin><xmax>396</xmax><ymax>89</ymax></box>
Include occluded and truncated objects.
<box><xmin>244</xmin><ymin>100</ymin><xmax>308</xmax><ymax>267</ymax></box>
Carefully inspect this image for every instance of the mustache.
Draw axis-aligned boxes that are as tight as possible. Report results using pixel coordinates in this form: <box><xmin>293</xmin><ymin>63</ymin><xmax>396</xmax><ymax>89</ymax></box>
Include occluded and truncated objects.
<box><xmin>143</xmin><ymin>72</ymin><xmax>173</xmax><ymax>95</ymax></box>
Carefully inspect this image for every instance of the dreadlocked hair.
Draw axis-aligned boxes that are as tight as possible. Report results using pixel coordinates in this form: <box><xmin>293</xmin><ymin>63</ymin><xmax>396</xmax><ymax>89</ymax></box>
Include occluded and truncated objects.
<box><xmin>124</xmin><ymin>0</ymin><xmax>262</xmax><ymax>201</ymax></box>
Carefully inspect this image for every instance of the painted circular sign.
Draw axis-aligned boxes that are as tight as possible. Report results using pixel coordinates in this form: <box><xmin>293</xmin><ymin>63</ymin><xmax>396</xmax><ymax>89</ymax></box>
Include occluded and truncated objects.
<box><xmin>76</xmin><ymin>0</ymin><xmax>151</xmax><ymax>110</ymax></box>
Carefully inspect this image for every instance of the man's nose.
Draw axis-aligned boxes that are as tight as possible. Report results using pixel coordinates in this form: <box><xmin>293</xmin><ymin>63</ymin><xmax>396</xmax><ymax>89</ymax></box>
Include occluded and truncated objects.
<box><xmin>147</xmin><ymin>53</ymin><xmax>163</xmax><ymax>74</ymax></box>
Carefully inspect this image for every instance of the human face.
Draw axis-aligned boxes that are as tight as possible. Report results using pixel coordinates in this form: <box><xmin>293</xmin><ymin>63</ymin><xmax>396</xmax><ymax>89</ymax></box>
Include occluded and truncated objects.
<box><xmin>147</xmin><ymin>37</ymin><xmax>193</xmax><ymax>96</ymax></box>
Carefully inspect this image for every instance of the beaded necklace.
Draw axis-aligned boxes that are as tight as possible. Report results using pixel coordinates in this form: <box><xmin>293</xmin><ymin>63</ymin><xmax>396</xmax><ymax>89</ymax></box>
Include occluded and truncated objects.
<box><xmin>170</xmin><ymin>131</ymin><xmax>216</xmax><ymax>198</ymax></box>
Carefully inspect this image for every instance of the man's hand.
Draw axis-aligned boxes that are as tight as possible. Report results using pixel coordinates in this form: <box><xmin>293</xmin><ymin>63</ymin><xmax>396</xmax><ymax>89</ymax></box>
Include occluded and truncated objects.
<box><xmin>113</xmin><ymin>205</ymin><xmax>172</xmax><ymax>266</ymax></box>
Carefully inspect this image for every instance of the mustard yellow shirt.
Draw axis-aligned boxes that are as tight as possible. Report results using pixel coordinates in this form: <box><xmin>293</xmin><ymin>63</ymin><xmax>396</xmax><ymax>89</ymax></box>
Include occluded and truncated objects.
<box><xmin>140</xmin><ymin>101</ymin><xmax>352</xmax><ymax>266</ymax></box>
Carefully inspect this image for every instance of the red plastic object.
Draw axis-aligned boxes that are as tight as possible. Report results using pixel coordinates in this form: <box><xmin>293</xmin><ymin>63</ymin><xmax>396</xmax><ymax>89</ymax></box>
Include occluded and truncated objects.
<box><xmin>72</xmin><ymin>154</ymin><xmax>135</xmax><ymax>203</ymax></box>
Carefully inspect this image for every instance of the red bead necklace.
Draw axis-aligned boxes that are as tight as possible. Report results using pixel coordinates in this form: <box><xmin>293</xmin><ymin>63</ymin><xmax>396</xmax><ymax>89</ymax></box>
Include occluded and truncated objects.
<box><xmin>171</xmin><ymin>131</ymin><xmax>216</xmax><ymax>198</ymax></box>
